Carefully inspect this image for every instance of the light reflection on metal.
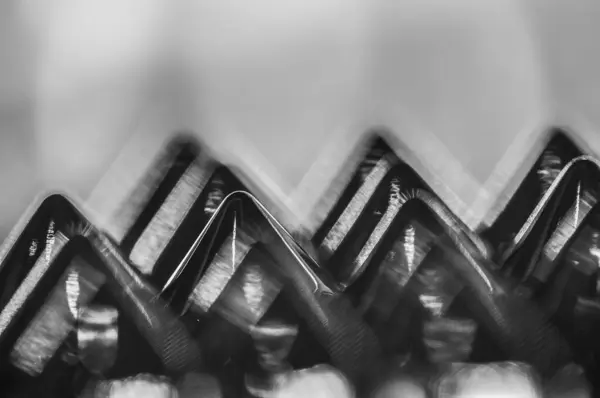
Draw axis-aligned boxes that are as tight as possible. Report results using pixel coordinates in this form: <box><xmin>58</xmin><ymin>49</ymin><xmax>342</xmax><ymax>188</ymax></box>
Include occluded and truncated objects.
<box><xmin>10</xmin><ymin>259</ymin><xmax>106</xmax><ymax>376</ymax></box>
<box><xmin>188</xmin><ymin>230</ymin><xmax>253</xmax><ymax>313</ymax></box>
<box><xmin>204</xmin><ymin>177</ymin><xmax>225</xmax><ymax>216</ymax></box>
<box><xmin>589</xmin><ymin>230</ymin><xmax>600</xmax><ymax>295</ymax></box>
<box><xmin>435</xmin><ymin>362</ymin><xmax>542</xmax><ymax>398</ymax></box>
<box><xmin>243</xmin><ymin>264</ymin><xmax>266</xmax><ymax>320</ymax></box>
<box><xmin>129</xmin><ymin>160</ymin><xmax>213</xmax><ymax>275</ymax></box>
<box><xmin>357</xmin><ymin>221</ymin><xmax>432</xmax><ymax>317</ymax></box>
<box><xmin>537</xmin><ymin>150</ymin><xmax>562</xmax><ymax>195</ymax></box>
<box><xmin>541</xmin><ymin>187</ymin><xmax>596</xmax><ymax>264</ymax></box>
<box><xmin>66</xmin><ymin>268</ymin><xmax>80</xmax><ymax>319</ymax></box>
<box><xmin>320</xmin><ymin>158</ymin><xmax>392</xmax><ymax>257</ymax></box>
<box><xmin>45</xmin><ymin>220</ymin><xmax>55</xmax><ymax>264</ymax></box>
<box><xmin>404</xmin><ymin>224</ymin><xmax>416</xmax><ymax>274</ymax></box>
<box><xmin>93</xmin><ymin>374</ymin><xmax>177</xmax><ymax>397</ymax></box>
<box><xmin>0</xmin><ymin>230</ymin><xmax>67</xmax><ymax>336</ymax></box>
<box><xmin>344</xmin><ymin>181</ymin><xmax>408</xmax><ymax>289</ymax></box>
<box><xmin>246</xmin><ymin>320</ymin><xmax>298</xmax><ymax>396</ymax></box>
<box><xmin>575</xmin><ymin>182</ymin><xmax>581</xmax><ymax>224</ymax></box>
<box><xmin>163</xmin><ymin>191</ymin><xmax>331</xmax><ymax>297</ymax></box>
<box><xmin>508</xmin><ymin>155</ymin><xmax>600</xmax><ymax>256</ymax></box>
<box><xmin>419</xmin><ymin>294</ymin><xmax>444</xmax><ymax>317</ymax></box>
<box><xmin>28</xmin><ymin>240</ymin><xmax>37</xmax><ymax>257</ymax></box>
<box><xmin>165</xmin><ymin>189</ymin><xmax>490</xmax><ymax>298</ymax></box>
<box><xmin>231</xmin><ymin>212</ymin><xmax>237</xmax><ymax>272</ymax></box>
<box><xmin>77</xmin><ymin>305</ymin><xmax>119</xmax><ymax>376</ymax></box>
<box><xmin>215</xmin><ymin>260</ymin><xmax>282</xmax><ymax>329</ymax></box>
<box><xmin>591</xmin><ymin>232</ymin><xmax>600</xmax><ymax>262</ymax></box>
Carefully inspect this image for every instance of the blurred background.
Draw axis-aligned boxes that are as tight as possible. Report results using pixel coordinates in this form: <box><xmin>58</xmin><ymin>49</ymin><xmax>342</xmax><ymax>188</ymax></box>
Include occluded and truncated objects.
<box><xmin>1</xmin><ymin>0</ymin><xmax>600</xmax><ymax>241</ymax></box>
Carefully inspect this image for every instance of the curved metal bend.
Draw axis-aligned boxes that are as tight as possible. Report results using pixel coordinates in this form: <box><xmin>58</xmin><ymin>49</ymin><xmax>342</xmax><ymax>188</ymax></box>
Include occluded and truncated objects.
<box><xmin>404</xmin><ymin>189</ymin><xmax>491</xmax><ymax>260</ymax></box>
<box><xmin>0</xmin><ymin>190</ymin><xmax>83</xmax><ymax>270</ymax></box>
<box><xmin>399</xmin><ymin>189</ymin><xmax>495</xmax><ymax>293</ymax></box>
<box><xmin>161</xmin><ymin>190</ymin><xmax>332</xmax><ymax>295</ymax></box>
<box><xmin>504</xmin><ymin>155</ymin><xmax>600</xmax><ymax>260</ymax></box>
<box><xmin>0</xmin><ymin>193</ymin><xmax>203</xmax><ymax>374</ymax></box>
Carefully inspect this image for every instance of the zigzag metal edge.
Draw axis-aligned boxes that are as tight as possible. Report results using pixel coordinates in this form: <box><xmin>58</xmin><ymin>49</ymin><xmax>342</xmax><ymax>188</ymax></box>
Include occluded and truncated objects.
<box><xmin>476</xmin><ymin>112</ymin><xmax>600</xmax><ymax>230</ymax></box>
<box><xmin>84</xmin><ymin>119</ymin><xmax>600</xmax><ymax>249</ymax></box>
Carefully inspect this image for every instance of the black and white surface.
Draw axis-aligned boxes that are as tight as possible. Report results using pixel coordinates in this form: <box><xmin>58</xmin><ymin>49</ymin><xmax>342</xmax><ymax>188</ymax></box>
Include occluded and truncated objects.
<box><xmin>3</xmin><ymin>1</ymin><xmax>600</xmax><ymax>241</ymax></box>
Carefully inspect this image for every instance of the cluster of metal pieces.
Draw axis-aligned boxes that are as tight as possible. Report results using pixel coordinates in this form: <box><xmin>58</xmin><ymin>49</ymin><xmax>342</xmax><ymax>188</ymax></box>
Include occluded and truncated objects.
<box><xmin>0</xmin><ymin>130</ymin><xmax>597</xmax><ymax>397</ymax></box>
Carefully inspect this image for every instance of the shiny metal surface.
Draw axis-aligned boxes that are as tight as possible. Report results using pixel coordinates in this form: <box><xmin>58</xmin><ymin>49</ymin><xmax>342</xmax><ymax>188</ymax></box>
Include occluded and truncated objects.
<box><xmin>162</xmin><ymin>190</ymin><xmax>330</xmax><ymax>296</ymax></box>
<box><xmin>503</xmin><ymin>155</ymin><xmax>600</xmax><ymax>262</ymax></box>
<box><xmin>160</xmin><ymin>190</ymin><xmax>383</xmax><ymax>388</ymax></box>
<box><xmin>245</xmin><ymin>320</ymin><xmax>298</xmax><ymax>396</ymax></box>
<box><xmin>77</xmin><ymin>305</ymin><xmax>119</xmax><ymax>377</ymax></box>
<box><xmin>434</xmin><ymin>362</ymin><xmax>542</xmax><ymax>398</ymax></box>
